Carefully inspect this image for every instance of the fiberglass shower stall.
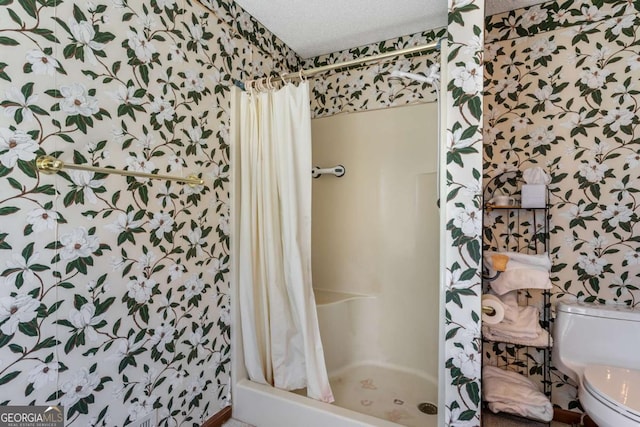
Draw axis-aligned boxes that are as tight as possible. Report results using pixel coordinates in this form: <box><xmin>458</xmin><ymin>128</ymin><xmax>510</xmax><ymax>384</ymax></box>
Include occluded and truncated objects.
<box><xmin>309</xmin><ymin>102</ymin><xmax>440</xmax><ymax>427</ymax></box>
<box><xmin>230</xmin><ymin>42</ymin><xmax>445</xmax><ymax>427</ymax></box>
<box><xmin>231</xmin><ymin>102</ymin><xmax>442</xmax><ymax>427</ymax></box>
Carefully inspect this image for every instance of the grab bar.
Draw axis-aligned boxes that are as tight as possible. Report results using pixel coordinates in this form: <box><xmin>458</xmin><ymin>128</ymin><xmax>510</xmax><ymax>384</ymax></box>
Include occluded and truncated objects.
<box><xmin>312</xmin><ymin>165</ymin><xmax>346</xmax><ymax>178</ymax></box>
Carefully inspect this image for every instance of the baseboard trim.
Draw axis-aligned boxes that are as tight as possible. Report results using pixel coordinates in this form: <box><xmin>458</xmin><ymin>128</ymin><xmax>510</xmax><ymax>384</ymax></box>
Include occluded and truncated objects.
<box><xmin>553</xmin><ymin>408</ymin><xmax>598</xmax><ymax>427</ymax></box>
<box><xmin>202</xmin><ymin>406</ymin><xmax>233</xmax><ymax>427</ymax></box>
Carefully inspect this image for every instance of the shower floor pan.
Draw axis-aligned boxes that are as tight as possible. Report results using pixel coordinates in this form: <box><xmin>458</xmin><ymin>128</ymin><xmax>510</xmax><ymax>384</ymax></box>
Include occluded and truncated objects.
<box><xmin>328</xmin><ymin>362</ymin><xmax>437</xmax><ymax>427</ymax></box>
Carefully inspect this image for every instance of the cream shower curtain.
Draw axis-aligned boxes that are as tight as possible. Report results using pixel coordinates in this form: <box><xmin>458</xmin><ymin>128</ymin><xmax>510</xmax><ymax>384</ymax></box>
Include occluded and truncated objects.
<box><xmin>236</xmin><ymin>81</ymin><xmax>334</xmax><ymax>403</ymax></box>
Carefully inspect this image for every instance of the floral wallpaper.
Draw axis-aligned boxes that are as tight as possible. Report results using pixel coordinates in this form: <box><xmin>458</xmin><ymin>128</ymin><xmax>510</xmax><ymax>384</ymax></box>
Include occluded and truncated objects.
<box><xmin>484</xmin><ymin>0</ymin><xmax>640</xmax><ymax>412</ymax></box>
<box><xmin>443</xmin><ymin>0</ymin><xmax>484</xmax><ymax>426</ymax></box>
<box><xmin>0</xmin><ymin>0</ymin><xmax>297</xmax><ymax>425</ymax></box>
<box><xmin>0</xmin><ymin>0</ymin><xmax>492</xmax><ymax>425</ymax></box>
<box><xmin>303</xmin><ymin>28</ymin><xmax>445</xmax><ymax>118</ymax></box>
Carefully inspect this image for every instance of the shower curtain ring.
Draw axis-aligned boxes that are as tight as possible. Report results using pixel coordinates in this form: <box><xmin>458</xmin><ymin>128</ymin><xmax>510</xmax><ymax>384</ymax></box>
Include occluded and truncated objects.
<box><xmin>267</xmin><ymin>75</ymin><xmax>274</xmax><ymax>90</ymax></box>
<box><xmin>298</xmin><ymin>69</ymin><xmax>306</xmax><ymax>81</ymax></box>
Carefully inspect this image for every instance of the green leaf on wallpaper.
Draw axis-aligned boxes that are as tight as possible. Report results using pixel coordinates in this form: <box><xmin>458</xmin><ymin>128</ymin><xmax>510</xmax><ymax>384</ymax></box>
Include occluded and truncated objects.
<box><xmin>0</xmin><ymin>63</ymin><xmax>9</xmax><ymax>82</ymax></box>
<box><xmin>94</xmin><ymin>31</ymin><xmax>115</xmax><ymax>44</ymax></box>
<box><xmin>7</xmin><ymin>177</ymin><xmax>22</xmax><ymax>191</ymax></box>
<box><xmin>458</xmin><ymin>409</ymin><xmax>476</xmax><ymax>421</ymax></box>
<box><xmin>138</xmin><ymin>185</ymin><xmax>149</xmax><ymax>205</ymax></box>
<box><xmin>140</xmin><ymin>305</ymin><xmax>150</xmax><ymax>324</ymax></box>
<box><xmin>0</xmin><ymin>36</ymin><xmax>19</xmax><ymax>46</ymax></box>
<box><xmin>139</xmin><ymin>64</ymin><xmax>150</xmax><ymax>85</ymax></box>
<box><xmin>18</xmin><ymin>0</ymin><xmax>37</xmax><ymax>18</ymax></box>
<box><xmin>467</xmin><ymin>239</ymin><xmax>481</xmax><ymax>264</ymax></box>
<box><xmin>32</xmin><ymin>28</ymin><xmax>58</xmax><ymax>43</ymax></box>
<box><xmin>18</xmin><ymin>320</ymin><xmax>38</xmax><ymax>337</ymax></box>
<box><xmin>466</xmin><ymin>381</ymin><xmax>480</xmax><ymax>406</ymax></box>
<box><xmin>8</xmin><ymin>343</ymin><xmax>23</xmax><ymax>354</ymax></box>
<box><xmin>459</xmin><ymin>268</ymin><xmax>476</xmax><ymax>281</ymax></box>
<box><xmin>446</xmin><ymin>326</ymin><xmax>460</xmax><ymax>340</ymax></box>
<box><xmin>468</xmin><ymin>96</ymin><xmax>482</xmax><ymax>120</ymax></box>
<box><xmin>0</xmin><ymin>371</ymin><xmax>20</xmax><ymax>386</ymax></box>
<box><xmin>72</xmin><ymin>4</ymin><xmax>87</xmax><ymax>22</ymax></box>
<box><xmin>8</xmin><ymin>8</ymin><xmax>22</xmax><ymax>25</ymax></box>
<box><xmin>0</xmin><ymin>206</ymin><xmax>19</xmax><ymax>216</ymax></box>
<box><xmin>0</xmin><ymin>233</ymin><xmax>10</xmax><ymax>250</ymax></box>
<box><xmin>17</xmin><ymin>159</ymin><xmax>36</xmax><ymax>178</ymax></box>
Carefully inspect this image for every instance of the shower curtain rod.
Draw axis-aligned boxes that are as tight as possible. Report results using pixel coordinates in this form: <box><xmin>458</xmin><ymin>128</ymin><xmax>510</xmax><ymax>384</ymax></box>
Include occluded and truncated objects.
<box><xmin>241</xmin><ymin>39</ymin><xmax>441</xmax><ymax>89</ymax></box>
<box><xmin>36</xmin><ymin>156</ymin><xmax>204</xmax><ymax>187</ymax></box>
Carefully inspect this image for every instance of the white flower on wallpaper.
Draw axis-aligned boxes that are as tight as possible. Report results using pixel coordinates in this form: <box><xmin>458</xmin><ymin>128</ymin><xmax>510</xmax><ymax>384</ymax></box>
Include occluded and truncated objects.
<box><xmin>59</xmin><ymin>227</ymin><xmax>100</xmax><ymax>260</ymax></box>
<box><xmin>5</xmin><ymin>250</ymin><xmax>41</xmax><ymax>287</ymax></box>
<box><xmin>68</xmin><ymin>303</ymin><xmax>104</xmax><ymax>341</ymax></box>
<box><xmin>0</xmin><ymin>128</ymin><xmax>38</xmax><ymax>167</ymax></box>
<box><xmin>104</xmin><ymin>212</ymin><xmax>144</xmax><ymax>234</ymax></box>
<box><xmin>60</xmin><ymin>367</ymin><xmax>101</xmax><ymax>407</ymax></box>
<box><xmin>150</xmin><ymin>212</ymin><xmax>175</xmax><ymax>238</ymax></box>
<box><xmin>127</xmin><ymin>276</ymin><xmax>156</xmax><ymax>304</ymax></box>
<box><xmin>60</xmin><ymin>84</ymin><xmax>99</xmax><ymax>116</ymax></box>
<box><xmin>451</xmin><ymin>61</ymin><xmax>483</xmax><ymax>95</ymax></box>
<box><xmin>128</xmin><ymin>394</ymin><xmax>157</xmax><ymax>421</ymax></box>
<box><xmin>27</xmin><ymin>361</ymin><xmax>59</xmax><ymax>390</ymax></box>
<box><xmin>2</xmin><ymin>86</ymin><xmax>39</xmax><ymax>122</ymax></box>
<box><xmin>453</xmin><ymin>206</ymin><xmax>482</xmax><ymax>237</ymax></box>
<box><xmin>68</xmin><ymin>18</ymin><xmax>105</xmax><ymax>65</ymax></box>
<box><xmin>0</xmin><ymin>295</ymin><xmax>40</xmax><ymax>334</ymax></box>
<box><xmin>521</xmin><ymin>5</ymin><xmax>548</xmax><ymax>26</ymax></box>
<box><xmin>25</xmin><ymin>49</ymin><xmax>60</xmax><ymax>75</ymax></box>
<box><xmin>149</xmin><ymin>97</ymin><xmax>176</xmax><ymax>122</ymax></box>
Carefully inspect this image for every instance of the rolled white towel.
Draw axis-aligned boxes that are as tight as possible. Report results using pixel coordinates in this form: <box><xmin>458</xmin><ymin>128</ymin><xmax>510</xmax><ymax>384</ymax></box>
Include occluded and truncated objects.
<box><xmin>483</xmin><ymin>365</ymin><xmax>553</xmax><ymax>422</ymax></box>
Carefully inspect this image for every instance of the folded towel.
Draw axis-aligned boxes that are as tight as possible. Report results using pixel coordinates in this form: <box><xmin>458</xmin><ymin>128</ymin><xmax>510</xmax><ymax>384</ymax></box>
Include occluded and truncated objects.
<box><xmin>482</xmin><ymin>324</ymin><xmax>553</xmax><ymax>347</ymax></box>
<box><xmin>484</xmin><ymin>252</ymin><xmax>552</xmax><ymax>295</ymax></box>
<box><xmin>489</xmin><ymin>305</ymin><xmax>541</xmax><ymax>338</ymax></box>
<box><xmin>489</xmin><ymin>269</ymin><xmax>552</xmax><ymax>295</ymax></box>
<box><xmin>485</xmin><ymin>251</ymin><xmax>551</xmax><ymax>272</ymax></box>
<box><xmin>483</xmin><ymin>365</ymin><xmax>553</xmax><ymax>422</ymax></box>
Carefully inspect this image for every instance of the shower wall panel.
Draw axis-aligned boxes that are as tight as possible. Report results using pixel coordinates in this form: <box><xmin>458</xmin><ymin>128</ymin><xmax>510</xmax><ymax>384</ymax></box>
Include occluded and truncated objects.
<box><xmin>311</xmin><ymin>103</ymin><xmax>439</xmax><ymax>379</ymax></box>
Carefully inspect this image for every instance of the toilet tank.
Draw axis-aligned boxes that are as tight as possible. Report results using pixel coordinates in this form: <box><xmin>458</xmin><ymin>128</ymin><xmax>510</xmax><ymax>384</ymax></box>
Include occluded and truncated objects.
<box><xmin>553</xmin><ymin>301</ymin><xmax>640</xmax><ymax>382</ymax></box>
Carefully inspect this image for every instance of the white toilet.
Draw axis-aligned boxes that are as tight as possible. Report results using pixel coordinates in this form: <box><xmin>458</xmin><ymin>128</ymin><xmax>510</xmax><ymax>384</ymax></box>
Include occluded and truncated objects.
<box><xmin>553</xmin><ymin>301</ymin><xmax>640</xmax><ymax>427</ymax></box>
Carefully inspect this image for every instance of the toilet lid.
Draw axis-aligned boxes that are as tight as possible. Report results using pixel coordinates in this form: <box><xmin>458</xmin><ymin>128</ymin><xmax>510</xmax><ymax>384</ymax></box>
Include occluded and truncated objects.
<box><xmin>584</xmin><ymin>365</ymin><xmax>640</xmax><ymax>418</ymax></box>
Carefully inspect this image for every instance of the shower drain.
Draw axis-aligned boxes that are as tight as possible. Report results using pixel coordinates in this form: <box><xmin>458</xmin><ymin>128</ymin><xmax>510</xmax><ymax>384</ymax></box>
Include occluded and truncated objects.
<box><xmin>417</xmin><ymin>402</ymin><xmax>438</xmax><ymax>415</ymax></box>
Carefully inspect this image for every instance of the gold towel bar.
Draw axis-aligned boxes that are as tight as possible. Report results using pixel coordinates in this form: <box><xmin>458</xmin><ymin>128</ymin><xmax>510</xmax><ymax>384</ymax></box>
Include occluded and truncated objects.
<box><xmin>36</xmin><ymin>156</ymin><xmax>204</xmax><ymax>187</ymax></box>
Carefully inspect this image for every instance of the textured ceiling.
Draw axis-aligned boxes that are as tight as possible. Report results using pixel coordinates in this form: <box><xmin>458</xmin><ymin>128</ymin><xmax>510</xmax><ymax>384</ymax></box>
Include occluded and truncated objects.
<box><xmin>234</xmin><ymin>0</ymin><xmax>550</xmax><ymax>59</ymax></box>
<box><xmin>233</xmin><ymin>0</ymin><xmax>447</xmax><ymax>59</ymax></box>
<box><xmin>485</xmin><ymin>0</ymin><xmax>549</xmax><ymax>16</ymax></box>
